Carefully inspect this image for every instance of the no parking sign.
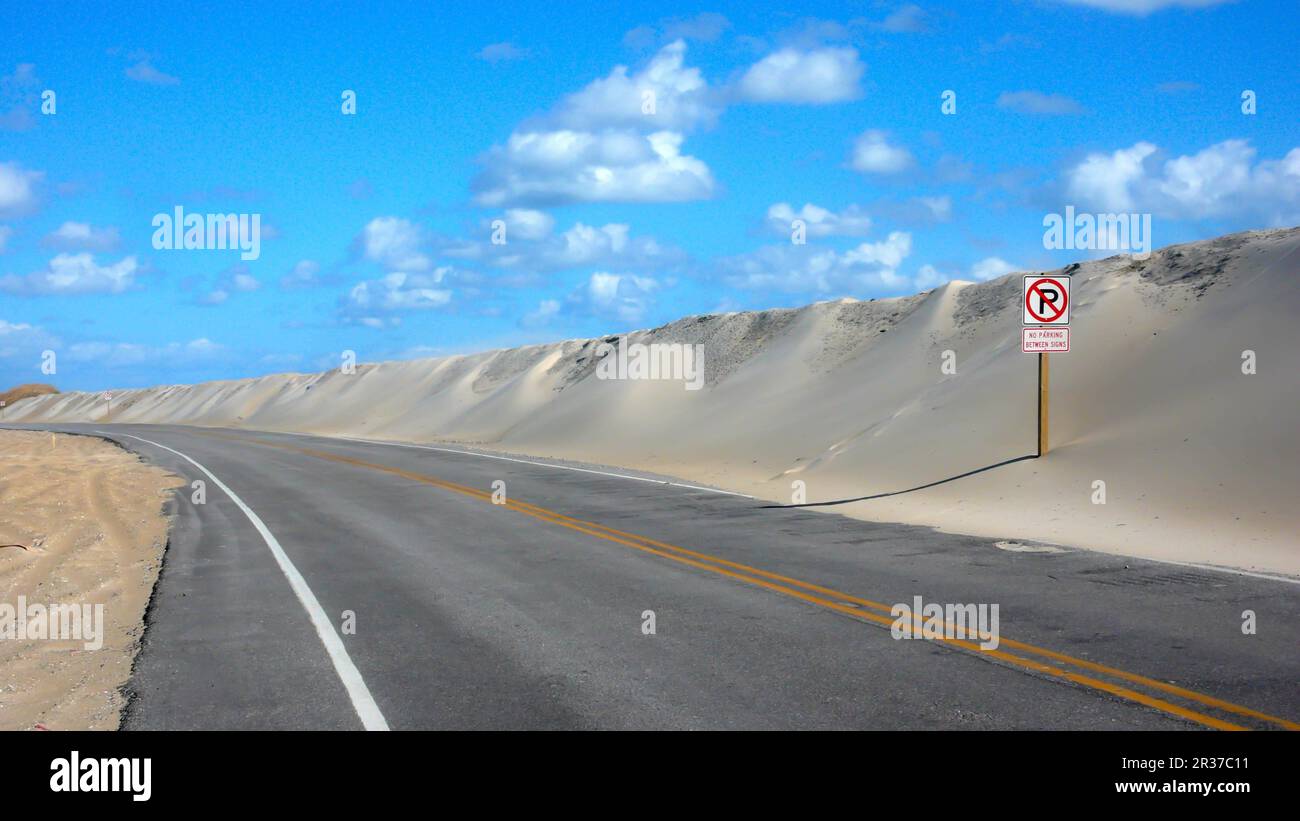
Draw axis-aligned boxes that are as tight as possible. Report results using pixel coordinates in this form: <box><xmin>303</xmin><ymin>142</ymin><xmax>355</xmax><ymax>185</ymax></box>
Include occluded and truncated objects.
<box><xmin>1023</xmin><ymin>275</ymin><xmax>1070</xmax><ymax>325</ymax></box>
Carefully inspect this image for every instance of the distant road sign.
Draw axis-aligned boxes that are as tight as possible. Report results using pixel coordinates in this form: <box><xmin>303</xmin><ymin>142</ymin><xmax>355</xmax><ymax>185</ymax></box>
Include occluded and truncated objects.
<box><xmin>1024</xmin><ymin>275</ymin><xmax>1070</xmax><ymax>325</ymax></box>
<box><xmin>101</xmin><ymin>392</ymin><xmax>112</xmax><ymax>401</ymax></box>
<box><xmin>1023</xmin><ymin>327</ymin><xmax>1070</xmax><ymax>353</ymax></box>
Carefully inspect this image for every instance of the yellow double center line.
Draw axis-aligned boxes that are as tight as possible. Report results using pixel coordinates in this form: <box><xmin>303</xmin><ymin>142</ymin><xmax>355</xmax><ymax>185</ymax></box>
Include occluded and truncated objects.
<box><xmin>198</xmin><ymin>430</ymin><xmax>1298</xmax><ymax>732</ymax></box>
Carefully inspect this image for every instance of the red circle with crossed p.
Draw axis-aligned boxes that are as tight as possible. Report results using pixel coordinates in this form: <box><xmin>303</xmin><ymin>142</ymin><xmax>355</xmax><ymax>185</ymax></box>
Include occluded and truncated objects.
<box><xmin>1026</xmin><ymin>278</ymin><xmax>1068</xmax><ymax>323</ymax></box>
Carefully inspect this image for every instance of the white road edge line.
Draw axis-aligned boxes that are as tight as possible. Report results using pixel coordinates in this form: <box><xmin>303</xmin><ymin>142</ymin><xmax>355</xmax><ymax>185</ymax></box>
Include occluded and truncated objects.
<box><xmin>276</xmin><ymin>430</ymin><xmax>756</xmax><ymax>499</ymax></box>
<box><xmin>98</xmin><ymin>430</ymin><xmax>390</xmax><ymax>730</ymax></box>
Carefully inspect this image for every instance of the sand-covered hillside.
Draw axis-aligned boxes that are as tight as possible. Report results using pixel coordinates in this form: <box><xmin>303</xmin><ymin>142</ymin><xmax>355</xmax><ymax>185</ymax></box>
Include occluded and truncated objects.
<box><xmin>8</xmin><ymin>228</ymin><xmax>1299</xmax><ymax>575</ymax></box>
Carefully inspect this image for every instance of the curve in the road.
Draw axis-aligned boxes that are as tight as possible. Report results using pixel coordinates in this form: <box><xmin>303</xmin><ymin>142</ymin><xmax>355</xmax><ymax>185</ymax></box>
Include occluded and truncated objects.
<box><xmin>187</xmin><ymin>428</ymin><xmax>1299</xmax><ymax>732</ymax></box>
<box><xmin>111</xmin><ymin>432</ymin><xmax>390</xmax><ymax>731</ymax></box>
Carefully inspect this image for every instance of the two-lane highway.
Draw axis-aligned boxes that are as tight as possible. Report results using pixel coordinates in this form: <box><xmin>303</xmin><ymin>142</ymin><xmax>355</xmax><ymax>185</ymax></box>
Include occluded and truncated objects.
<box><xmin>15</xmin><ymin>423</ymin><xmax>1299</xmax><ymax>730</ymax></box>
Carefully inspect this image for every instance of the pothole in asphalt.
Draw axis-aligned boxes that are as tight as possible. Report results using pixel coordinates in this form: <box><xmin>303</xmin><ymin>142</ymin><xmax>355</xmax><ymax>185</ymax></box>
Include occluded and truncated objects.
<box><xmin>994</xmin><ymin>540</ymin><xmax>1065</xmax><ymax>554</ymax></box>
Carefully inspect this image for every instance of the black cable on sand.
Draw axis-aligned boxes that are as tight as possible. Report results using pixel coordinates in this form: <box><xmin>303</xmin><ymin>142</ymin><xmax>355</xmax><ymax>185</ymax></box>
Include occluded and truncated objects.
<box><xmin>762</xmin><ymin>453</ymin><xmax>1038</xmax><ymax>509</ymax></box>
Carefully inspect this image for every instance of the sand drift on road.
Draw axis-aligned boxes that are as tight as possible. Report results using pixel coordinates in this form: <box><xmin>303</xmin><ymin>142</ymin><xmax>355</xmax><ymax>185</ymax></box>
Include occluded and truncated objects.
<box><xmin>7</xmin><ymin>228</ymin><xmax>1300</xmax><ymax>575</ymax></box>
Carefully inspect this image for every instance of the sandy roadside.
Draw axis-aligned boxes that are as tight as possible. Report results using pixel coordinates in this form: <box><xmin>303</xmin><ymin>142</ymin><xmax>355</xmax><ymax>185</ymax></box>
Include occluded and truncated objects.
<box><xmin>0</xmin><ymin>430</ymin><xmax>183</xmax><ymax>730</ymax></box>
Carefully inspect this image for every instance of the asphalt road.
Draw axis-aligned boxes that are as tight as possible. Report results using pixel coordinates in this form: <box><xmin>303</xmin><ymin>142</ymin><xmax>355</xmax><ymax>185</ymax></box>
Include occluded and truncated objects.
<box><xmin>9</xmin><ymin>423</ymin><xmax>1298</xmax><ymax>730</ymax></box>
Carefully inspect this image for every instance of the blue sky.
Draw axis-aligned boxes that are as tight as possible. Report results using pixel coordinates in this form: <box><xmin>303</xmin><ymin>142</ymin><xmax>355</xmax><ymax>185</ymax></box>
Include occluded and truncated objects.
<box><xmin>1</xmin><ymin>0</ymin><xmax>1296</xmax><ymax>391</ymax></box>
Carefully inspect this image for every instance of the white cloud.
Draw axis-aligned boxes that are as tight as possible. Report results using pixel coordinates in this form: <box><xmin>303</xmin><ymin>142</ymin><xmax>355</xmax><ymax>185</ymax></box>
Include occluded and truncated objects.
<box><xmin>499</xmin><ymin>209</ymin><xmax>554</xmax><ymax>241</ymax></box>
<box><xmin>1064</xmin><ymin>139</ymin><xmax>1300</xmax><ymax>223</ymax></box>
<box><xmin>341</xmin><ymin>271</ymin><xmax>452</xmax><ymax>326</ymax></box>
<box><xmin>580</xmin><ymin>272</ymin><xmax>660</xmax><ymax>324</ymax></box>
<box><xmin>0</xmin><ymin>253</ymin><xmax>139</xmax><ymax>295</ymax></box>
<box><xmin>842</xmin><ymin>232</ymin><xmax>912</xmax><ymax>269</ymax></box>
<box><xmin>720</xmin><ymin>231</ymin><xmax>914</xmax><ymax>293</ymax></box>
<box><xmin>553</xmin><ymin>40</ymin><xmax>718</xmax><ymax>132</ymax></box>
<box><xmin>281</xmin><ymin>259</ymin><xmax>320</xmax><ymax>289</ymax></box>
<box><xmin>521</xmin><ymin>298</ymin><xmax>562</xmax><ymax>328</ymax></box>
<box><xmin>970</xmin><ymin>257</ymin><xmax>1019</xmax><ymax>281</ymax></box>
<box><xmin>356</xmin><ymin>216</ymin><xmax>432</xmax><ymax>271</ymax></box>
<box><xmin>443</xmin><ymin>218</ymin><xmax>682</xmax><ymax>276</ymax></box>
<box><xmin>997</xmin><ymin>90</ymin><xmax>1084</xmax><ymax>115</ymax></box>
<box><xmin>42</xmin><ymin>221</ymin><xmax>120</xmax><ymax>251</ymax></box>
<box><xmin>67</xmin><ymin>338</ymin><xmax>223</xmax><ymax>368</ymax></box>
<box><xmin>911</xmin><ymin>257</ymin><xmax>1021</xmax><ymax>292</ymax></box>
<box><xmin>0</xmin><ymin>318</ymin><xmax>35</xmax><ymax>336</ymax></box>
<box><xmin>350</xmin><ymin>271</ymin><xmax>451</xmax><ymax>311</ymax></box>
<box><xmin>764</xmin><ymin>202</ymin><xmax>872</xmax><ymax>237</ymax></box>
<box><xmin>473</xmin><ymin>128</ymin><xmax>714</xmax><ymax>206</ymax></box>
<box><xmin>560</xmin><ymin>223</ymin><xmax>632</xmax><ymax>265</ymax></box>
<box><xmin>0</xmin><ymin>317</ymin><xmax>60</xmax><ymax>360</ymax></box>
<box><xmin>851</xmin><ymin>130</ymin><xmax>914</xmax><ymax>175</ymax></box>
<box><xmin>474</xmin><ymin>38</ymin><xmax>870</xmax><ymax>208</ymax></box>
<box><xmin>1156</xmin><ymin>141</ymin><xmax>1278</xmax><ymax>218</ymax></box>
<box><xmin>0</xmin><ymin>161</ymin><xmax>42</xmax><ymax>216</ymax></box>
<box><xmin>1065</xmin><ymin>142</ymin><xmax>1157</xmax><ymax>212</ymax></box>
<box><xmin>197</xmin><ymin>264</ymin><xmax>259</xmax><ymax>305</ymax></box>
<box><xmin>516</xmin><ymin>272</ymin><xmax>663</xmax><ymax>326</ymax></box>
<box><xmin>1050</xmin><ymin>0</ymin><xmax>1233</xmax><ymax>15</ymax></box>
<box><xmin>472</xmin><ymin>44</ymin><xmax>718</xmax><ymax>208</ymax></box>
<box><xmin>736</xmin><ymin>47</ymin><xmax>864</xmax><ymax>104</ymax></box>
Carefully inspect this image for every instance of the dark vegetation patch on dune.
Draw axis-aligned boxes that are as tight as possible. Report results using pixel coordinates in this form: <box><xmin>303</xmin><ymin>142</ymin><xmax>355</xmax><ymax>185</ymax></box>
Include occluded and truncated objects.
<box><xmin>0</xmin><ymin>383</ymin><xmax>58</xmax><ymax>408</ymax></box>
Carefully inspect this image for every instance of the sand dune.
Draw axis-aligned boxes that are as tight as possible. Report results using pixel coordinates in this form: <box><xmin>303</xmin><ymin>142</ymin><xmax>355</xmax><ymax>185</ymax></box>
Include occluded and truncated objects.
<box><xmin>9</xmin><ymin>227</ymin><xmax>1299</xmax><ymax>575</ymax></box>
